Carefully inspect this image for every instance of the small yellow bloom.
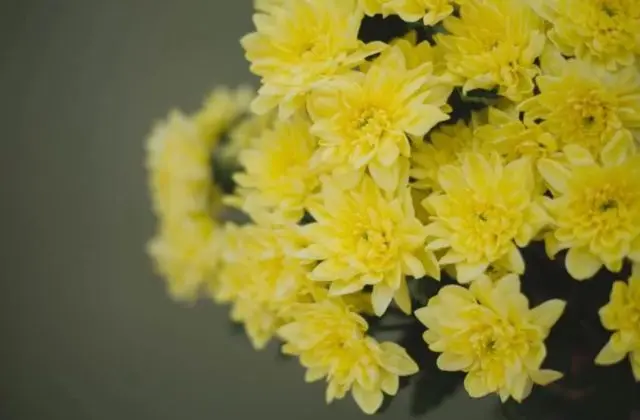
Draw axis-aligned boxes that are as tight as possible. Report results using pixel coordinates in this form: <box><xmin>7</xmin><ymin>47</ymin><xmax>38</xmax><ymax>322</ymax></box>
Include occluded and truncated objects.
<box><xmin>423</xmin><ymin>153</ymin><xmax>550</xmax><ymax>283</ymax></box>
<box><xmin>241</xmin><ymin>0</ymin><xmax>385</xmax><ymax>118</ymax></box>
<box><xmin>279</xmin><ymin>300</ymin><xmax>418</xmax><ymax>414</ymax></box>
<box><xmin>596</xmin><ymin>270</ymin><xmax>640</xmax><ymax>381</ymax></box>
<box><xmin>213</xmin><ymin>223</ymin><xmax>321</xmax><ymax>349</ymax></box>
<box><xmin>528</xmin><ymin>0</ymin><xmax>640</xmax><ymax>70</ymax></box>
<box><xmin>411</xmin><ymin>113</ymin><xmax>488</xmax><ymax>193</ymax></box>
<box><xmin>538</xmin><ymin>141</ymin><xmax>640</xmax><ymax>280</ymax></box>
<box><xmin>415</xmin><ymin>275</ymin><xmax>566</xmax><ymax>401</ymax></box>
<box><xmin>302</xmin><ymin>176</ymin><xmax>440</xmax><ymax>316</ymax></box>
<box><xmin>519</xmin><ymin>50</ymin><xmax>640</xmax><ymax>159</ymax></box>
<box><xmin>437</xmin><ymin>0</ymin><xmax>546</xmax><ymax>101</ymax></box>
<box><xmin>148</xmin><ymin>216</ymin><xmax>220</xmax><ymax>301</ymax></box>
<box><xmin>194</xmin><ymin>86</ymin><xmax>254</xmax><ymax>147</ymax></box>
<box><xmin>230</xmin><ymin>115</ymin><xmax>321</xmax><ymax>224</ymax></box>
<box><xmin>308</xmin><ymin>45</ymin><xmax>451</xmax><ymax>192</ymax></box>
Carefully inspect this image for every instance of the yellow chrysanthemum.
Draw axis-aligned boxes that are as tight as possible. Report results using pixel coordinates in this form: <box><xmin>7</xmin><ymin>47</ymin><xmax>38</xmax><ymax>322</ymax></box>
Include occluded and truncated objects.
<box><xmin>230</xmin><ymin>115</ymin><xmax>321</xmax><ymax>224</ymax></box>
<box><xmin>279</xmin><ymin>299</ymin><xmax>418</xmax><ymax>414</ymax></box>
<box><xmin>528</xmin><ymin>0</ymin><xmax>640</xmax><ymax>70</ymax></box>
<box><xmin>596</xmin><ymin>269</ymin><xmax>640</xmax><ymax>381</ymax></box>
<box><xmin>301</xmin><ymin>176</ymin><xmax>440</xmax><ymax>316</ymax></box>
<box><xmin>308</xmin><ymin>45</ymin><xmax>451</xmax><ymax>192</ymax></box>
<box><xmin>212</xmin><ymin>223</ymin><xmax>321</xmax><ymax>349</ymax></box>
<box><xmin>519</xmin><ymin>50</ymin><xmax>640</xmax><ymax>159</ymax></box>
<box><xmin>148</xmin><ymin>217</ymin><xmax>220</xmax><ymax>301</ymax></box>
<box><xmin>411</xmin><ymin>113</ymin><xmax>488</xmax><ymax>193</ymax></box>
<box><xmin>538</xmin><ymin>141</ymin><xmax>640</xmax><ymax>280</ymax></box>
<box><xmin>241</xmin><ymin>0</ymin><xmax>385</xmax><ymax>118</ymax></box>
<box><xmin>415</xmin><ymin>275</ymin><xmax>566</xmax><ymax>402</ymax></box>
<box><xmin>361</xmin><ymin>0</ymin><xmax>462</xmax><ymax>26</ymax></box>
<box><xmin>437</xmin><ymin>0</ymin><xmax>546</xmax><ymax>101</ymax></box>
<box><xmin>423</xmin><ymin>153</ymin><xmax>550</xmax><ymax>283</ymax></box>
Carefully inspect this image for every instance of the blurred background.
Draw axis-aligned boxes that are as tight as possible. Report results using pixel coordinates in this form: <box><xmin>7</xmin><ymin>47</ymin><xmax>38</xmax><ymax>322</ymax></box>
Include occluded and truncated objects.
<box><xmin>0</xmin><ymin>1</ymin><xmax>500</xmax><ymax>419</ymax></box>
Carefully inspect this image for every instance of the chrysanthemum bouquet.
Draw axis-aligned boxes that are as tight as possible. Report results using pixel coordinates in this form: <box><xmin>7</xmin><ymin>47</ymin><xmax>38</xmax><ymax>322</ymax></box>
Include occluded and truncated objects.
<box><xmin>146</xmin><ymin>0</ymin><xmax>640</xmax><ymax>416</ymax></box>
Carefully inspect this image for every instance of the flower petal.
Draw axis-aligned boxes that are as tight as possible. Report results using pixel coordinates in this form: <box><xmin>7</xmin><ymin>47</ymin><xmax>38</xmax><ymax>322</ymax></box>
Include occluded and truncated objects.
<box><xmin>372</xmin><ymin>283</ymin><xmax>395</xmax><ymax>316</ymax></box>
<box><xmin>352</xmin><ymin>383</ymin><xmax>384</xmax><ymax>415</ymax></box>
<box><xmin>595</xmin><ymin>337</ymin><xmax>628</xmax><ymax>365</ymax></box>
<box><xmin>436</xmin><ymin>353</ymin><xmax>473</xmax><ymax>371</ymax></box>
<box><xmin>566</xmin><ymin>247</ymin><xmax>602</xmax><ymax>280</ymax></box>
<box><xmin>537</xmin><ymin>159</ymin><xmax>570</xmax><ymax>194</ymax></box>
<box><xmin>529</xmin><ymin>299</ymin><xmax>566</xmax><ymax>331</ymax></box>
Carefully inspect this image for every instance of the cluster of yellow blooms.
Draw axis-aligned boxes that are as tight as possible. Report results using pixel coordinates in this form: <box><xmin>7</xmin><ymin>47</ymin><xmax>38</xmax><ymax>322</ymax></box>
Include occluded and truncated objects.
<box><xmin>146</xmin><ymin>0</ymin><xmax>640</xmax><ymax>414</ymax></box>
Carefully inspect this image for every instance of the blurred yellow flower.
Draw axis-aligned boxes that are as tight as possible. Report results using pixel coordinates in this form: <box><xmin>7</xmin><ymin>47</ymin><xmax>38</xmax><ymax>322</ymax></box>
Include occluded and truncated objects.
<box><xmin>241</xmin><ymin>0</ymin><xmax>385</xmax><ymax>118</ymax></box>
<box><xmin>230</xmin><ymin>115</ymin><xmax>321</xmax><ymax>224</ymax></box>
<box><xmin>520</xmin><ymin>50</ymin><xmax>640</xmax><ymax>159</ymax></box>
<box><xmin>538</xmin><ymin>141</ymin><xmax>640</xmax><ymax>280</ymax></box>
<box><xmin>423</xmin><ymin>153</ymin><xmax>550</xmax><ymax>283</ymax></box>
<box><xmin>279</xmin><ymin>299</ymin><xmax>418</xmax><ymax>414</ymax></box>
<box><xmin>596</xmin><ymin>270</ymin><xmax>640</xmax><ymax>381</ymax></box>
<box><xmin>308</xmin><ymin>45</ymin><xmax>451</xmax><ymax>192</ymax></box>
<box><xmin>415</xmin><ymin>275</ymin><xmax>566</xmax><ymax>401</ymax></box>
<box><xmin>194</xmin><ymin>86</ymin><xmax>254</xmax><ymax>147</ymax></box>
<box><xmin>213</xmin><ymin>223</ymin><xmax>322</xmax><ymax>349</ymax></box>
<box><xmin>528</xmin><ymin>0</ymin><xmax>640</xmax><ymax>70</ymax></box>
<box><xmin>301</xmin><ymin>176</ymin><xmax>440</xmax><ymax>316</ymax></box>
<box><xmin>437</xmin><ymin>0</ymin><xmax>546</xmax><ymax>101</ymax></box>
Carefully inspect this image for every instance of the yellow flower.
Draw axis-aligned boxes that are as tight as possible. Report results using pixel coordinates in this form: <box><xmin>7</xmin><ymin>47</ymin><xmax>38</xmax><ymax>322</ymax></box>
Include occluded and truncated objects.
<box><xmin>148</xmin><ymin>216</ymin><xmax>220</xmax><ymax>301</ymax></box>
<box><xmin>279</xmin><ymin>299</ymin><xmax>418</xmax><ymax>414</ymax></box>
<box><xmin>519</xmin><ymin>50</ymin><xmax>640</xmax><ymax>159</ymax></box>
<box><xmin>230</xmin><ymin>115</ymin><xmax>321</xmax><ymax>224</ymax></box>
<box><xmin>301</xmin><ymin>176</ymin><xmax>440</xmax><ymax>316</ymax></box>
<box><xmin>423</xmin><ymin>153</ymin><xmax>550</xmax><ymax>283</ymax></box>
<box><xmin>411</xmin><ymin>113</ymin><xmax>488</xmax><ymax>193</ymax></box>
<box><xmin>415</xmin><ymin>275</ymin><xmax>566</xmax><ymax>402</ymax></box>
<box><xmin>538</xmin><ymin>141</ymin><xmax>640</xmax><ymax>280</ymax></box>
<box><xmin>146</xmin><ymin>110</ymin><xmax>217</xmax><ymax>220</ymax></box>
<box><xmin>361</xmin><ymin>0</ymin><xmax>461</xmax><ymax>25</ymax></box>
<box><xmin>241</xmin><ymin>0</ymin><xmax>385</xmax><ymax>118</ymax></box>
<box><xmin>308</xmin><ymin>45</ymin><xmax>451</xmax><ymax>192</ymax></box>
<box><xmin>528</xmin><ymin>0</ymin><xmax>640</xmax><ymax>70</ymax></box>
<box><xmin>212</xmin><ymin>223</ymin><xmax>321</xmax><ymax>349</ymax></box>
<box><xmin>437</xmin><ymin>0</ymin><xmax>546</xmax><ymax>101</ymax></box>
<box><xmin>596</xmin><ymin>270</ymin><xmax>640</xmax><ymax>381</ymax></box>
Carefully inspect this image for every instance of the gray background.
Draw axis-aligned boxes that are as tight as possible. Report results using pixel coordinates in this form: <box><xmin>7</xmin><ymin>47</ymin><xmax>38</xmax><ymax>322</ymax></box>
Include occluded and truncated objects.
<box><xmin>0</xmin><ymin>1</ymin><xmax>499</xmax><ymax>418</ymax></box>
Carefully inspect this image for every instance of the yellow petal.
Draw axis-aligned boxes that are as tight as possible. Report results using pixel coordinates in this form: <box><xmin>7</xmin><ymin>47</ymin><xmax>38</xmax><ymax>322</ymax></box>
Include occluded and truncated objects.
<box><xmin>372</xmin><ymin>283</ymin><xmax>395</xmax><ymax>316</ymax></box>
<box><xmin>464</xmin><ymin>371</ymin><xmax>491</xmax><ymax>398</ymax></box>
<box><xmin>601</xmin><ymin>130</ymin><xmax>635</xmax><ymax>167</ymax></box>
<box><xmin>563</xmin><ymin>145</ymin><xmax>595</xmax><ymax>167</ymax></box>
<box><xmin>436</xmin><ymin>353</ymin><xmax>473</xmax><ymax>371</ymax></box>
<box><xmin>530</xmin><ymin>369</ymin><xmax>563</xmax><ymax>386</ymax></box>
<box><xmin>631</xmin><ymin>351</ymin><xmax>640</xmax><ymax>382</ymax></box>
<box><xmin>305</xmin><ymin>367</ymin><xmax>326</xmax><ymax>383</ymax></box>
<box><xmin>369</xmin><ymin>160</ymin><xmax>398</xmax><ymax>192</ymax></box>
<box><xmin>530</xmin><ymin>299</ymin><xmax>566</xmax><ymax>331</ymax></box>
<box><xmin>380</xmin><ymin>372</ymin><xmax>399</xmax><ymax>396</ymax></box>
<box><xmin>402</xmin><ymin>252</ymin><xmax>426</xmax><ymax>278</ymax></box>
<box><xmin>537</xmin><ymin>159</ymin><xmax>570</xmax><ymax>194</ymax></box>
<box><xmin>352</xmin><ymin>383</ymin><xmax>384</xmax><ymax>415</ymax></box>
<box><xmin>393</xmin><ymin>279</ymin><xmax>412</xmax><ymax>315</ymax></box>
<box><xmin>462</xmin><ymin>153</ymin><xmax>494</xmax><ymax>193</ymax></box>
<box><xmin>456</xmin><ymin>261</ymin><xmax>489</xmax><ymax>283</ymax></box>
<box><xmin>566</xmin><ymin>247</ymin><xmax>602</xmax><ymax>280</ymax></box>
<box><xmin>379</xmin><ymin>342</ymin><xmax>419</xmax><ymax>375</ymax></box>
<box><xmin>595</xmin><ymin>337</ymin><xmax>628</xmax><ymax>366</ymax></box>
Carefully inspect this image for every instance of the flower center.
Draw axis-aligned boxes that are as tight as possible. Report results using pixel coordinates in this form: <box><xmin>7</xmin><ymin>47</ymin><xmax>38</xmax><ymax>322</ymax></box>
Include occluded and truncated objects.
<box><xmin>353</xmin><ymin>107</ymin><xmax>390</xmax><ymax>144</ymax></box>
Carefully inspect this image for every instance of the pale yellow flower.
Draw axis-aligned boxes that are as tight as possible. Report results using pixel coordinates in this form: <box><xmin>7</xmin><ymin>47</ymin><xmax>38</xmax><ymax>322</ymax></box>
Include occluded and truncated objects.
<box><xmin>230</xmin><ymin>115</ymin><xmax>321</xmax><ymax>224</ymax></box>
<box><xmin>415</xmin><ymin>275</ymin><xmax>566</xmax><ymax>401</ymax></box>
<box><xmin>241</xmin><ymin>0</ymin><xmax>385</xmax><ymax>118</ymax></box>
<box><xmin>279</xmin><ymin>299</ymin><xmax>418</xmax><ymax>414</ymax></box>
<box><xmin>520</xmin><ymin>49</ymin><xmax>640</xmax><ymax>159</ymax></box>
<box><xmin>437</xmin><ymin>0</ymin><xmax>546</xmax><ymax>101</ymax></box>
<box><xmin>308</xmin><ymin>45</ymin><xmax>451</xmax><ymax>192</ymax></box>
<box><xmin>212</xmin><ymin>223</ymin><xmax>321</xmax><ymax>349</ymax></box>
<box><xmin>423</xmin><ymin>153</ymin><xmax>550</xmax><ymax>283</ymax></box>
<box><xmin>194</xmin><ymin>86</ymin><xmax>254</xmax><ymax>147</ymax></box>
<box><xmin>411</xmin><ymin>113</ymin><xmax>488</xmax><ymax>193</ymax></box>
<box><xmin>538</xmin><ymin>141</ymin><xmax>640</xmax><ymax>280</ymax></box>
<box><xmin>528</xmin><ymin>0</ymin><xmax>640</xmax><ymax>70</ymax></box>
<box><xmin>596</xmin><ymin>269</ymin><xmax>640</xmax><ymax>381</ymax></box>
<box><xmin>301</xmin><ymin>175</ymin><xmax>440</xmax><ymax>316</ymax></box>
<box><xmin>148</xmin><ymin>216</ymin><xmax>220</xmax><ymax>301</ymax></box>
